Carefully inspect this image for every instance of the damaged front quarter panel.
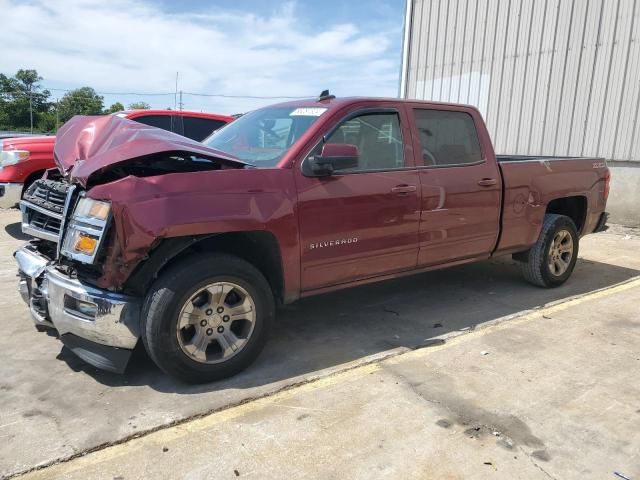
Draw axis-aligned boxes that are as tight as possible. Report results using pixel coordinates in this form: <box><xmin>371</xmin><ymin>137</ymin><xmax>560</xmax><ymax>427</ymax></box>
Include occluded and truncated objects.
<box><xmin>86</xmin><ymin>167</ymin><xmax>299</xmax><ymax>292</ymax></box>
<box><xmin>54</xmin><ymin>115</ymin><xmax>299</xmax><ymax>296</ymax></box>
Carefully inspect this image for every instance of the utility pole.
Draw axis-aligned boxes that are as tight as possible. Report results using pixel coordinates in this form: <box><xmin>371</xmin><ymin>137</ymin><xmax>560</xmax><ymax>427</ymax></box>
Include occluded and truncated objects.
<box><xmin>174</xmin><ymin>72</ymin><xmax>179</xmax><ymax>111</ymax></box>
<box><xmin>172</xmin><ymin>71</ymin><xmax>179</xmax><ymax>132</ymax></box>
<box><xmin>179</xmin><ymin>90</ymin><xmax>184</xmax><ymax>111</ymax></box>
<box><xmin>29</xmin><ymin>90</ymin><xmax>33</xmax><ymax>134</ymax></box>
<box><xmin>55</xmin><ymin>98</ymin><xmax>59</xmax><ymax>132</ymax></box>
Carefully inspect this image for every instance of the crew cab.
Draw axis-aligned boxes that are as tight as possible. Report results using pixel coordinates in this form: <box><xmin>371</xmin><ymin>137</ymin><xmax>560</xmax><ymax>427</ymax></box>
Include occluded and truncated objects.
<box><xmin>0</xmin><ymin>109</ymin><xmax>232</xmax><ymax>208</ymax></box>
<box><xmin>14</xmin><ymin>95</ymin><xmax>610</xmax><ymax>383</ymax></box>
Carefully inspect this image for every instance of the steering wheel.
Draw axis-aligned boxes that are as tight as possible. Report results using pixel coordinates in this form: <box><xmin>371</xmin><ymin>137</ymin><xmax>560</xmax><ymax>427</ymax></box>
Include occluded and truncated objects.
<box><xmin>258</xmin><ymin>120</ymin><xmax>281</xmax><ymax>141</ymax></box>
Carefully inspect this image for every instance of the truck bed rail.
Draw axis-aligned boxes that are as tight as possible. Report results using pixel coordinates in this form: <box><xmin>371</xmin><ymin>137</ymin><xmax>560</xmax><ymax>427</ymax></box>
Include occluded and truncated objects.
<box><xmin>497</xmin><ymin>155</ymin><xmax>603</xmax><ymax>163</ymax></box>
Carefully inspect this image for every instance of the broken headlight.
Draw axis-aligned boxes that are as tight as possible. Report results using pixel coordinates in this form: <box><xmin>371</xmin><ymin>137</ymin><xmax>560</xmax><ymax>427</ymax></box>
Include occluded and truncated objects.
<box><xmin>60</xmin><ymin>197</ymin><xmax>111</xmax><ymax>264</ymax></box>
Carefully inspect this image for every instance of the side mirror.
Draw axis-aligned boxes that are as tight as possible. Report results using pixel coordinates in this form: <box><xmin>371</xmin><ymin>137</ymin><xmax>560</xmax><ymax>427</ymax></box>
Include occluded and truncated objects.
<box><xmin>305</xmin><ymin>143</ymin><xmax>359</xmax><ymax>177</ymax></box>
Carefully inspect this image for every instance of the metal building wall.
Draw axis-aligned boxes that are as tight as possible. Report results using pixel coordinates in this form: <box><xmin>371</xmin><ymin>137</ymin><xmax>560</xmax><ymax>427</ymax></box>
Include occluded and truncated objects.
<box><xmin>401</xmin><ymin>0</ymin><xmax>640</xmax><ymax>162</ymax></box>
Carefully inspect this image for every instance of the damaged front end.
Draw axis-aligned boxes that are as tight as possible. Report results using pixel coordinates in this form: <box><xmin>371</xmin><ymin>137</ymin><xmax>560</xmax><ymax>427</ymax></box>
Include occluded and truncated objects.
<box><xmin>16</xmin><ymin>176</ymin><xmax>141</xmax><ymax>373</ymax></box>
<box><xmin>15</xmin><ymin>115</ymin><xmax>248</xmax><ymax>373</ymax></box>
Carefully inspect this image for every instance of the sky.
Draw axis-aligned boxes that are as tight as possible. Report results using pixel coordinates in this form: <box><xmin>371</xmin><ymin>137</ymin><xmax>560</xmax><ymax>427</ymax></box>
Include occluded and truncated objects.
<box><xmin>0</xmin><ymin>0</ymin><xmax>405</xmax><ymax>114</ymax></box>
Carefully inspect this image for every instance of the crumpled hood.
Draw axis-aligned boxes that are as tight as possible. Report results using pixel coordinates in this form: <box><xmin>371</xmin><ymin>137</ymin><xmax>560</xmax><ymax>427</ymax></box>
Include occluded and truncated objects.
<box><xmin>54</xmin><ymin>115</ymin><xmax>247</xmax><ymax>187</ymax></box>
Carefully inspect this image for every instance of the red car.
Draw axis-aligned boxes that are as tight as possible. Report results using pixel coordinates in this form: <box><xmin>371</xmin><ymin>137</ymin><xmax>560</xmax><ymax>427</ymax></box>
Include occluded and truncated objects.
<box><xmin>0</xmin><ymin>109</ymin><xmax>232</xmax><ymax>208</ymax></box>
<box><xmin>14</xmin><ymin>94</ymin><xmax>609</xmax><ymax>382</ymax></box>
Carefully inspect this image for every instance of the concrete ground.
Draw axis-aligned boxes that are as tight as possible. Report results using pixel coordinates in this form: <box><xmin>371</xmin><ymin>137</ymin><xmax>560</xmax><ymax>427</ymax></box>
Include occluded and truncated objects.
<box><xmin>1</xmin><ymin>208</ymin><xmax>639</xmax><ymax>479</ymax></box>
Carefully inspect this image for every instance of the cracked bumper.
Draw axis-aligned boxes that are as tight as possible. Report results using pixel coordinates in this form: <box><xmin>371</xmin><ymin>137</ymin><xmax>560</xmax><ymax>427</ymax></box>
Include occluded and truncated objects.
<box><xmin>0</xmin><ymin>182</ymin><xmax>22</xmax><ymax>208</ymax></box>
<box><xmin>14</xmin><ymin>243</ymin><xmax>142</xmax><ymax>372</ymax></box>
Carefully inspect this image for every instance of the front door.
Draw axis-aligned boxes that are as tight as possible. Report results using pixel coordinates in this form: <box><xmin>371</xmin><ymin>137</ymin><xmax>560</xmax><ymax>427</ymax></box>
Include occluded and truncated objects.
<box><xmin>296</xmin><ymin>109</ymin><xmax>421</xmax><ymax>291</ymax></box>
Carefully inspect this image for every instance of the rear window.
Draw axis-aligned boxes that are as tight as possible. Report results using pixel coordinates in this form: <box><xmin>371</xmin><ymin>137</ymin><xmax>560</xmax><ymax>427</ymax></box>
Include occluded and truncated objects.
<box><xmin>412</xmin><ymin>109</ymin><xmax>482</xmax><ymax>166</ymax></box>
<box><xmin>133</xmin><ymin>114</ymin><xmax>172</xmax><ymax>131</ymax></box>
<box><xmin>182</xmin><ymin>116</ymin><xmax>228</xmax><ymax>141</ymax></box>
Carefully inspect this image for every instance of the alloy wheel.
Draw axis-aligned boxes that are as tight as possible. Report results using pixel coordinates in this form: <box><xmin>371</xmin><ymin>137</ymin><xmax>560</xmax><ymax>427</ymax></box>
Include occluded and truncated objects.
<box><xmin>547</xmin><ymin>229</ymin><xmax>574</xmax><ymax>276</ymax></box>
<box><xmin>176</xmin><ymin>282</ymin><xmax>256</xmax><ymax>364</ymax></box>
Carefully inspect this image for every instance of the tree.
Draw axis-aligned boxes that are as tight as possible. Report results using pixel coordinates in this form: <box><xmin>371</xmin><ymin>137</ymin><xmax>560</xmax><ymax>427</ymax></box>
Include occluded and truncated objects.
<box><xmin>37</xmin><ymin>111</ymin><xmax>58</xmax><ymax>133</ymax></box>
<box><xmin>128</xmin><ymin>101</ymin><xmax>150</xmax><ymax>110</ymax></box>
<box><xmin>105</xmin><ymin>102</ymin><xmax>125</xmax><ymax>114</ymax></box>
<box><xmin>15</xmin><ymin>69</ymin><xmax>41</xmax><ymax>92</ymax></box>
<box><xmin>57</xmin><ymin>87</ymin><xmax>104</xmax><ymax>123</ymax></box>
<box><xmin>0</xmin><ymin>69</ymin><xmax>51</xmax><ymax>131</ymax></box>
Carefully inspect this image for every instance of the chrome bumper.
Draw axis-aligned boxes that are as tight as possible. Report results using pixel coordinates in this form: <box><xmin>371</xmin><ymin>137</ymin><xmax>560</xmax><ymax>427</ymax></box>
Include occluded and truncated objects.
<box><xmin>0</xmin><ymin>182</ymin><xmax>22</xmax><ymax>209</ymax></box>
<box><xmin>14</xmin><ymin>246</ymin><xmax>51</xmax><ymax>328</ymax></box>
<box><xmin>14</xmin><ymin>244</ymin><xmax>141</xmax><ymax>372</ymax></box>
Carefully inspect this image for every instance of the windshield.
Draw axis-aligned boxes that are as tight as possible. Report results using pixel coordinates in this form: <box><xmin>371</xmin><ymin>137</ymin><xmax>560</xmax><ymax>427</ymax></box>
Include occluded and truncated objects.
<box><xmin>202</xmin><ymin>106</ymin><xmax>327</xmax><ymax>167</ymax></box>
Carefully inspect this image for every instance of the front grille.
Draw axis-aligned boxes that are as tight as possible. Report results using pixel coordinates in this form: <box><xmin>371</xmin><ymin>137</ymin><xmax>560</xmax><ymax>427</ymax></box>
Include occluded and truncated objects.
<box><xmin>20</xmin><ymin>179</ymin><xmax>74</xmax><ymax>243</ymax></box>
<box><xmin>24</xmin><ymin>179</ymin><xmax>68</xmax><ymax>213</ymax></box>
<box><xmin>30</xmin><ymin>210</ymin><xmax>62</xmax><ymax>232</ymax></box>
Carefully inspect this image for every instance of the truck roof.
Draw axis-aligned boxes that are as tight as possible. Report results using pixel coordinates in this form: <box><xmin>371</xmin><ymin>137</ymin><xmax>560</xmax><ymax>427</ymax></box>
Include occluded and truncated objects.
<box><xmin>116</xmin><ymin>109</ymin><xmax>233</xmax><ymax>121</ymax></box>
<box><xmin>270</xmin><ymin>96</ymin><xmax>479</xmax><ymax>112</ymax></box>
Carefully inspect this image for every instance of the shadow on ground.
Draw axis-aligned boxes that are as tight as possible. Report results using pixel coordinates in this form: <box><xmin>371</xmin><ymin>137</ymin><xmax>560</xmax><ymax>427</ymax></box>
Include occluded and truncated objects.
<box><xmin>4</xmin><ymin>221</ymin><xmax>30</xmax><ymax>241</ymax></box>
<box><xmin>58</xmin><ymin>257</ymin><xmax>640</xmax><ymax>393</ymax></box>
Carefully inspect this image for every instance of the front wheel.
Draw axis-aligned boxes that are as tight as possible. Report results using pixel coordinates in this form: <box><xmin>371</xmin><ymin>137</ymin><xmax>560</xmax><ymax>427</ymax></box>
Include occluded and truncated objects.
<box><xmin>141</xmin><ymin>254</ymin><xmax>274</xmax><ymax>383</ymax></box>
<box><xmin>521</xmin><ymin>214</ymin><xmax>579</xmax><ymax>288</ymax></box>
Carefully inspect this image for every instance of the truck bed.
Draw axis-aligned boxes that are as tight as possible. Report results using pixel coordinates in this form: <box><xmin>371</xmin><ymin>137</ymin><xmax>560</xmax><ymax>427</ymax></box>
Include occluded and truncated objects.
<box><xmin>495</xmin><ymin>154</ymin><xmax>608</xmax><ymax>255</ymax></box>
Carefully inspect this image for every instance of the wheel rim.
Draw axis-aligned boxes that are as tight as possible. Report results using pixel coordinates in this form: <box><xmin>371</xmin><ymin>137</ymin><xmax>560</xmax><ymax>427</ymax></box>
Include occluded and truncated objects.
<box><xmin>176</xmin><ymin>282</ymin><xmax>256</xmax><ymax>364</ymax></box>
<box><xmin>548</xmin><ymin>229</ymin><xmax>574</xmax><ymax>276</ymax></box>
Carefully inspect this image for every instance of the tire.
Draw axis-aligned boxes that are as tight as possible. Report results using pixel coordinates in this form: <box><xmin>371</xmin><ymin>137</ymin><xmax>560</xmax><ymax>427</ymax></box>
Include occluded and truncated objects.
<box><xmin>521</xmin><ymin>214</ymin><xmax>579</xmax><ymax>288</ymax></box>
<box><xmin>141</xmin><ymin>253</ymin><xmax>274</xmax><ymax>383</ymax></box>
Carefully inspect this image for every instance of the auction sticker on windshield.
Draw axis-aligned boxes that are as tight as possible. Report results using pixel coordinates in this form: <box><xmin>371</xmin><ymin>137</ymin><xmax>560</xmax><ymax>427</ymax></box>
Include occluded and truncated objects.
<box><xmin>290</xmin><ymin>107</ymin><xmax>327</xmax><ymax>116</ymax></box>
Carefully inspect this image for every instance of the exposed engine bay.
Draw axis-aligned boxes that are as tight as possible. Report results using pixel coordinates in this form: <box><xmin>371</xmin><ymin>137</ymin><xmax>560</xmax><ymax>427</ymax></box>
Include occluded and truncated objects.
<box><xmin>85</xmin><ymin>151</ymin><xmax>247</xmax><ymax>187</ymax></box>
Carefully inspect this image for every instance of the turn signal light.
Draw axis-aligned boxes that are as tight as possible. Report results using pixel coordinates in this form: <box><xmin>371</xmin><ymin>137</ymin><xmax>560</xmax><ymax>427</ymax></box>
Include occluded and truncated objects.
<box><xmin>74</xmin><ymin>234</ymin><xmax>98</xmax><ymax>255</ymax></box>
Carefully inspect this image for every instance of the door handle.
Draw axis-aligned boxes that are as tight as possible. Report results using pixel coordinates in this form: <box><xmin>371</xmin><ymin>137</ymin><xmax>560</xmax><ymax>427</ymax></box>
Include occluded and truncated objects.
<box><xmin>391</xmin><ymin>185</ymin><xmax>417</xmax><ymax>194</ymax></box>
<box><xmin>477</xmin><ymin>178</ymin><xmax>497</xmax><ymax>187</ymax></box>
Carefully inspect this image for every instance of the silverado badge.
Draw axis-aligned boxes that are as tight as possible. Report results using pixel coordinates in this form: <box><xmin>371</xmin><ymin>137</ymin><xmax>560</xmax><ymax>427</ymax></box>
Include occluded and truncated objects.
<box><xmin>310</xmin><ymin>238</ymin><xmax>359</xmax><ymax>250</ymax></box>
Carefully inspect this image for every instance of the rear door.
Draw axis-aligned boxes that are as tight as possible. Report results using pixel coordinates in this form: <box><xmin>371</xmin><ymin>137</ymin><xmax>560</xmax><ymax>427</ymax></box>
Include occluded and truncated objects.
<box><xmin>296</xmin><ymin>107</ymin><xmax>421</xmax><ymax>291</ymax></box>
<box><xmin>408</xmin><ymin>106</ymin><xmax>502</xmax><ymax>266</ymax></box>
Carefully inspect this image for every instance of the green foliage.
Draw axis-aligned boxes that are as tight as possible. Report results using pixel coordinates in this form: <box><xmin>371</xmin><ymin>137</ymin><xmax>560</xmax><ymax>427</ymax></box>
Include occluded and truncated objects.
<box><xmin>57</xmin><ymin>87</ymin><xmax>104</xmax><ymax>123</ymax></box>
<box><xmin>105</xmin><ymin>102</ymin><xmax>125</xmax><ymax>114</ymax></box>
<box><xmin>0</xmin><ymin>69</ymin><xmax>52</xmax><ymax>131</ymax></box>
<box><xmin>0</xmin><ymin>69</ymin><xmax>137</xmax><ymax>132</ymax></box>
<box><xmin>128</xmin><ymin>101</ymin><xmax>150</xmax><ymax>110</ymax></box>
<box><xmin>37</xmin><ymin>111</ymin><xmax>58</xmax><ymax>133</ymax></box>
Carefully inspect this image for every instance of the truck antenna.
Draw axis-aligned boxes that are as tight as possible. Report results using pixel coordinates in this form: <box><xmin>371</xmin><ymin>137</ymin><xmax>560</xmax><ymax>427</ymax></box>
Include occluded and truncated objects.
<box><xmin>318</xmin><ymin>90</ymin><xmax>335</xmax><ymax>101</ymax></box>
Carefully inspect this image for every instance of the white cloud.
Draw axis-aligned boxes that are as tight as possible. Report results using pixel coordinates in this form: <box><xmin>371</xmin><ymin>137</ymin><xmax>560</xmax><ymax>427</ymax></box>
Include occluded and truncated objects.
<box><xmin>0</xmin><ymin>0</ymin><xmax>401</xmax><ymax>114</ymax></box>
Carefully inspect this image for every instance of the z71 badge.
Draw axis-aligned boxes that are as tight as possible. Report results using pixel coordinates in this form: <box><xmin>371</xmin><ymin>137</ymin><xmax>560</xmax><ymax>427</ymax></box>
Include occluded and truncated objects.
<box><xmin>310</xmin><ymin>238</ymin><xmax>358</xmax><ymax>250</ymax></box>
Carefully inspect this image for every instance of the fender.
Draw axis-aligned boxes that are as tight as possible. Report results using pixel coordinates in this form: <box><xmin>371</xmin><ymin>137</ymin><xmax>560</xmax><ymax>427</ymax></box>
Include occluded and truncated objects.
<box><xmin>86</xmin><ymin>167</ymin><xmax>301</xmax><ymax>299</ymax></box>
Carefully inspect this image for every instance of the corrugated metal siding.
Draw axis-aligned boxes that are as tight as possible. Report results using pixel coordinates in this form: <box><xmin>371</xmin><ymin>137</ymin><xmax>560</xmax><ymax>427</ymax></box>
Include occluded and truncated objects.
<box><xmin>403</xmin><ymin>0</ymin><xmax>640</xmax><ymax>161</ymax></box>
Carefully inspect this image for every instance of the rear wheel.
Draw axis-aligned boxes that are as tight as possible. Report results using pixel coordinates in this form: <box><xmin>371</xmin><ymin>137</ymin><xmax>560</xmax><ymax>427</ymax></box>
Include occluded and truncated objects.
<box><xmin>141</xmin><ymin>254</ymin><xmax>274</xmax><ymax>383</ymax></box>
<box><xmin>521</xmin><ymin>214</ymin><xmax>579</xmax><ymax>288</ymax></box>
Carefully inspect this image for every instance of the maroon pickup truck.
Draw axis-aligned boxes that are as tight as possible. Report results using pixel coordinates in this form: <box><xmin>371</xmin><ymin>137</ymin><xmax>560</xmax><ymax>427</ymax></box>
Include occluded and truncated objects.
<box><xmin>14</xmin><ymin>94</ymin><xmax>610</xmax><ymax>383</ymax></box>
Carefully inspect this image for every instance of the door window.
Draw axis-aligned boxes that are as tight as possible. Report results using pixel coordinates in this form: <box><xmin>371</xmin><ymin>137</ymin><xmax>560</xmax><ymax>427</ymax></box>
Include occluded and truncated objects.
<box><xmin>412</xmin><ymin>109</ymin><xmax>482</xmax><ymax>166</ymax></box>
<box><xmin>323</xmin><ymin>112</ymin><xmax>404</xmax><ymax>172</ymax></box>
<box><xmin>182</xmin><ymin>116</ymin><xmax>228</xmax><ymax>141</ymax></box>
